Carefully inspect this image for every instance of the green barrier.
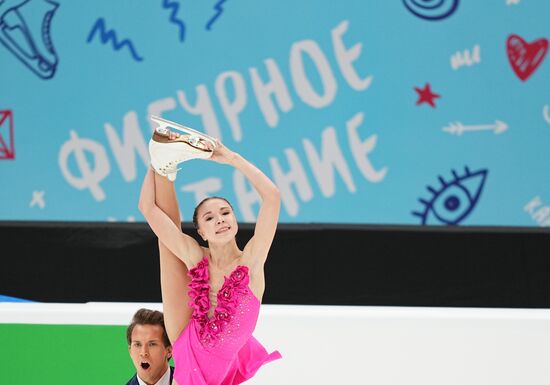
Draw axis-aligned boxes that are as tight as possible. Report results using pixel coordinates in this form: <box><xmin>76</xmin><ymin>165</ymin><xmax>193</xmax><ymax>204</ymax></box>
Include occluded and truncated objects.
<box><xmin>0</xmin><ymin>324</ymin><xmax>166</xmax><ymax>385</ymax></box>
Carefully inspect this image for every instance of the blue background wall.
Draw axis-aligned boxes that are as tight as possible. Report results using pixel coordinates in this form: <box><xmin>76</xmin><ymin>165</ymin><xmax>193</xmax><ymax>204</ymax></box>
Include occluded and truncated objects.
<box><xmin>1</xmin><ymin>0</ymin><xmax>549</xmax><ymax>225</ymax></box>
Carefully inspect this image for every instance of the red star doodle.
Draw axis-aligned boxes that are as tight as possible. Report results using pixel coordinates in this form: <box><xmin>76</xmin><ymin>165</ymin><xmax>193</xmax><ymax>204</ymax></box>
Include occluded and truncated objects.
<box><xmin>414</xmin><ymin>83</ymin><xmax>441</xmax><ymax>108</ymax></box>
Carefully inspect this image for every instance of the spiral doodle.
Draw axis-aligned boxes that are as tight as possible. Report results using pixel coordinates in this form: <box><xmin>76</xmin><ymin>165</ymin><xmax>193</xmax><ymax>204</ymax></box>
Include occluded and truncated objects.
<box><xmin>402</xmin><ymin>0</ymin><xmax>460</xmax><ymax>21</ymax></box>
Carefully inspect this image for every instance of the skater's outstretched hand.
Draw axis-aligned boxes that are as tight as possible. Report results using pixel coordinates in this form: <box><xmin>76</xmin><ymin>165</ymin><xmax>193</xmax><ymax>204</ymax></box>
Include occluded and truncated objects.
<box><xmin>207</xmin><ymin>139</ymin><xmax>236</xmax><ymax>165</ymax></box>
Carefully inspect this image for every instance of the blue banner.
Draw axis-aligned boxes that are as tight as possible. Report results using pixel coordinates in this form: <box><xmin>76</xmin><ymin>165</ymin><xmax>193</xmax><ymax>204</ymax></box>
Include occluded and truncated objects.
<box><xmin>1</xmin><ymin>0</ymin><xmax>549</xmax><ymax>226</ymax></box>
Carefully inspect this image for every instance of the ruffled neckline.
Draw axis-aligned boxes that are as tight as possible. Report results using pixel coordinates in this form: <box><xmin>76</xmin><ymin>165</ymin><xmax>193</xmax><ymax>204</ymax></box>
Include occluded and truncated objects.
<box><xmin>187</xmin><ymin>256</ymin><xmax>251</xmax><ymax>345</ymax></box>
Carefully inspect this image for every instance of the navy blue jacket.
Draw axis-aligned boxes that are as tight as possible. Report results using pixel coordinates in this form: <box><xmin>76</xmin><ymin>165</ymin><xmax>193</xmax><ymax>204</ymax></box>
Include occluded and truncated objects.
<box><xmin>125</xmin><ymin>366</ymin><xmax>174</xmax><ymax>385</ymax></box>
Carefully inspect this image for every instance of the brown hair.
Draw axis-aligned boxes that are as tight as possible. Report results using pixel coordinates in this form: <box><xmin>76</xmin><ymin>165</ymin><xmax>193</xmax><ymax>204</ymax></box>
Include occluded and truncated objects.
<box><xmin>126</xmin><ymin>308</ymin><xmax>171</xmax><ymax>347</ymax></box>
<box><xmin>192</xmin><ymin>196</ymin><xmax>234</xmax><ymax>229</ymax></box>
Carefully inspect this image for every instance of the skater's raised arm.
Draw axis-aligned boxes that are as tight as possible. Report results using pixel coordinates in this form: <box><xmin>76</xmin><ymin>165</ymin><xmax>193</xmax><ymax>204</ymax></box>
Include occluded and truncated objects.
<box><xmin>209</xmin><ymin>140</ymin><xmax>280</xmax><ymax>268</ymax></box>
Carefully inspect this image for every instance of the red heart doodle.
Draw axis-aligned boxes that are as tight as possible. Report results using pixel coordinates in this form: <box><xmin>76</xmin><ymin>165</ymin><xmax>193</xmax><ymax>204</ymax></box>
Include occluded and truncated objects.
<box><xmin>506</xmin><ymin>34</ymin><xmax>548</xmax><ymax>81</ymax></box>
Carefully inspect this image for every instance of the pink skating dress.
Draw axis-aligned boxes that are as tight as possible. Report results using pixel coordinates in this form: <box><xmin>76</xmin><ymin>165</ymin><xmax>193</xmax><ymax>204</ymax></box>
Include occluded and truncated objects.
<box><xmin>172</xmin><ymin>257</ymin><xmax>281</xmax><ymax>385</ymax></box>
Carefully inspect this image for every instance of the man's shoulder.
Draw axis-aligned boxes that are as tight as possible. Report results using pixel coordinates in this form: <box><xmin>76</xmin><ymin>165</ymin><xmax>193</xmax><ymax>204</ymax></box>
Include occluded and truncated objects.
<box><xmin>124</xmin><ymin>367</ymin><xmax>174</xmax><ymax>385</ymax></box>
<box><xmin>124</xmin><ymin>373</ymin><xmax>139</xmax><ymax>385</ymax></box>
<box><xmin>126</xmin><ymin>366</ymin><xmax>174</xmax><ymax>385</ymax></box>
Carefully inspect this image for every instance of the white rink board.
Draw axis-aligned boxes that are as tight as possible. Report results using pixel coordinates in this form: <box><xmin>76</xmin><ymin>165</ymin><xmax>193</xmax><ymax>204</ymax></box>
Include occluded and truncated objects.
<box><xmin>2</xmin><ymin>302</ymin><xmax>550</xmax><ymax>385</ymax></box>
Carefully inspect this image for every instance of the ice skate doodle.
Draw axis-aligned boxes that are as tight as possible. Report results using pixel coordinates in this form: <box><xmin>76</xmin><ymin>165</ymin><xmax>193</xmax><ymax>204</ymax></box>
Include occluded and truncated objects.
<box><xmin>412</xmin><ymin>167</ymin><xmax>488</xmax><ymax>225</ymax></box>
<box><xmin>0</xmin><ymin>109</ymin><xmax>15</xmax><ymax>159</ymax></box>
<box><xmin>402</xmin><ymin>0</ymin><xmax>459</xmax><ymax>21</ymax></box>
<box><xmin>0</xmin><ymin>0</ymin><xmax>59</xmax><ymax>79</ymax></box>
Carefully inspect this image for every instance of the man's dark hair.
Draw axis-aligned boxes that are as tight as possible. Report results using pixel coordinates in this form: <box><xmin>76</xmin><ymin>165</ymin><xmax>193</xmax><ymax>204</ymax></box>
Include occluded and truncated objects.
<box><xmin>126</xmin><ymin>308</ymin><xmax>171</xmax><ymax>347</ymax></box>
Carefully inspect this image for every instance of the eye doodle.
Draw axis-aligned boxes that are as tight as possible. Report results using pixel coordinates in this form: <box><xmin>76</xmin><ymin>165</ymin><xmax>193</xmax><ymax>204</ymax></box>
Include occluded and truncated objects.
<box><xmin>412</xmin><ymin>167</ymin><xmax>488</xmax><ymax>225</ymax></box>
<box><xmin>402</xmin><ymin>0</ymin><xmax>460</xmax><ymax>21</ymax></box>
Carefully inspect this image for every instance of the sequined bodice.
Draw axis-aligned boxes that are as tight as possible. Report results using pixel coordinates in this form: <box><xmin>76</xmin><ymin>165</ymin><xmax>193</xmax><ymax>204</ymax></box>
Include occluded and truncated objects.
<box><xmin>187</xmin><ymin>257</ymin><xmax>260</xmax><ymax>351</ymax></box>
<box><xmin>173</xmin><ymin>257</ymin><xmax>281</xmax><ymax>385</ymax></box>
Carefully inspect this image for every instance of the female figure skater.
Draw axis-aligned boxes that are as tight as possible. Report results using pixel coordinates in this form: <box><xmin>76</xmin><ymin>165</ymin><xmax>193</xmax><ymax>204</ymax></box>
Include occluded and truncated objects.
<box><xmin>138</xmin><ymin>121</ymin><xmax>282</xmax><ymax>385</ymax></box>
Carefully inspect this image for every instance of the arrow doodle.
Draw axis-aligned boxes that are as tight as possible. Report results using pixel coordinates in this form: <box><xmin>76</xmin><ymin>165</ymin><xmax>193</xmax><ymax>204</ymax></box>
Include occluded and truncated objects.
<box><xmin>442</xmin><ymin>120</ymin><xmax>508</xmax><ymax>135</ymax></box>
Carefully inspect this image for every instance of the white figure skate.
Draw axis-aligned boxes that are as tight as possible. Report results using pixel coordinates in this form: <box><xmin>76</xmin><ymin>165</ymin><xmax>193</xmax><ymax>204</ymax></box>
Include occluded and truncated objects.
<box><xmin>149</xmin><ymin>115</ymin><xmax>217</xmax><ymax>181</ymax></box>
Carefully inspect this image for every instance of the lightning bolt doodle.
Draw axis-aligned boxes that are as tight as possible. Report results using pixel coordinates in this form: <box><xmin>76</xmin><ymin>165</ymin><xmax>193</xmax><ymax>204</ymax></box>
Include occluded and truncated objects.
<box><xmin>206</xmin><ymin>0</ymin><xmax>228</xmax><ymax>31</ymax></box>
<box><xmin>86</xmin><ymin>18</ymin><xmax>144</xmax><ymax>62</ymax></box>
<box><xmin>161</xmin><ymin>0</ymin><xmax>186</xmax><ymax>42</ymax></box>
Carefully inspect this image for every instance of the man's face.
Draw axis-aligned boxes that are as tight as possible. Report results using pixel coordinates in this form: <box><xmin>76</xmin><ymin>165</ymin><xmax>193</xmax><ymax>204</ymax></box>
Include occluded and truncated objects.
<box><xmin>128</xmin><ymin>324</ymin><xmax>172</xmax><ymax>385</ymax></box>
